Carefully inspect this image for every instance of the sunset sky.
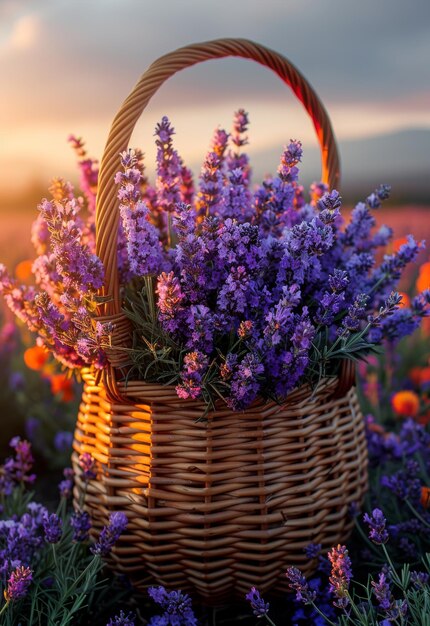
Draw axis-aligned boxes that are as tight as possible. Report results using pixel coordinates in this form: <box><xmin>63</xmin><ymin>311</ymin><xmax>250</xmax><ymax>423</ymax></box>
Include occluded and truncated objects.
<box><xmin>1</xmin><ymin>0</ymin><xmax>429</xmax><ymax>197</ymax></box>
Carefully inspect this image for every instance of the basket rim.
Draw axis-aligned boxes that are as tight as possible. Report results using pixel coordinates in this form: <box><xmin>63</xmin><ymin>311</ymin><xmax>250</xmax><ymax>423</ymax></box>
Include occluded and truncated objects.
<box><xmin>82</xmin><ymin>366</ymin><xmax>342</xmax><ymax>414</ymax></box>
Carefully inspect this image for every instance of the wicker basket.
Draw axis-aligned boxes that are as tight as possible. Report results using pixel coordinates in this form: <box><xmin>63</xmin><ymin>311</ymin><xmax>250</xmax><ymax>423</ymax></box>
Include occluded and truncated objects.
<box><xmin>72</xmin><ymin>38</ymin><xmax>368</xmax><ymax>604</ymax></box>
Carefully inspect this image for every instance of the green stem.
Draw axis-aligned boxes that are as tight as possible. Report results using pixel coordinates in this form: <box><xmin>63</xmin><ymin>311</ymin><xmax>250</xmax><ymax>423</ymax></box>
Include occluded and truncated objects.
<box><xmin>354</xmin><ymin>517</ymin><xmax>382</xmax><ymax>558</ymax></box>
<box><xmin>0</xmin><ymin>602</ymin><xmax>9</xmax><ymax>618</ymax></box>
<box><xmin>381</xmin><ymin>544</ymin><xmax>403</xmax><ymax>588</ymax></box>
<box><xmin>309</xmin><ymin>601</ymin><xmax>338</xmax><ymax>626</ymax></box>
<box><xmin>345</xmin><ymin>591</ymin><xmax>369</xmax><ymax>625</ymax></box>
<box><xmin>405</xmin><ymin>499</ymin><xmax>430</xmax><ymax>529</ymax></box>
<box><xmin>263</xmin><ymin>614</ymin><xmax>278</xmax><ymax>626</ymax></box>
<box><xmin>52</xmin><ymin>543</ymin><xmax>58</xmax><ymax>570</ymax></box>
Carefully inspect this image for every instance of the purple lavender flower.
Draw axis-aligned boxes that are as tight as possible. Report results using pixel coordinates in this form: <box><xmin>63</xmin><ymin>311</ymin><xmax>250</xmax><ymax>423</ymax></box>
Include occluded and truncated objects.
<box><xmin>43</xmin><ymin>513</ymin><xmax>63</xmax><ymax>544</ymax></box>
<box><xmin>3</xmin><ymin>437</ymin><xmax>36</xmax><ymax>486</ymax></box>
<box><xmin>70</xmin><ymin>511</ymin><xmax>92</xmax><ymax>542</ymax></box>
<box><xmin>31</xmin><ymin>213</ymin><xmax>50</xmax><ymax>255</ymax></box>
<box><xmin>172</xmin><ymin>203</ymin><xmax>210</xmax><ymax>304</ymax></box>
<box><xmin>371</xmin><ymin>235</ymin><xmax>424</xmax><ymax>294</ymax></box>
<box><xmin>9</xmin><ymin>371</ymin><xmax>25</xmax><ymax>391</ymax></box>
<box><xmin>410</xmin><ymin>571</ymin><xmax>429</xmax><ymax>589</ymax></box>
<box><xmin>180</xmin><ymin>163</ymin><xmax>194</xmax><ymax>206</ymax></box>
<box><xmin>304</xmin><ymin>543</ymin><xmax>322</xmax><ymax>559</ymax></box>
<box><xmin>366</xmin><ymin>184</ymin><xmax>391</xmax><ymax>209</ymax></box>
<box><xmin>185</xmin><ymin>305</ymin><xmax>215</xmax><ymax>353</ymax></box>
<box><xmin>227</xmin><ymin>109</ymin><xmax>250</xmax><ymax>184</ymax></box>
<box><xmin>211</xmin><ymin>127</ymin><xmax>229</xmax><ymax>158</ymax></box>
<box><xmin>371</xmin><ymin>573</ymin><xmax>390</xmax><ymax>610</ymax></box>
<box><xmin>218</xmin><ymin>265</ymin><xmax>250</xmax><ymax>318</ymax></box>
<box><xmin>90</xmin><ymin>511</ymin><xmax>127</xmax><ymax>556</ymax></box>
<box><xmin>317</xmin><ymin>189</ymin><xmax>342</xmax><ymax>215</ymax></box>
<box><xmin>196</xmin><ymin>150</ymin><xmax>225</xmax><ymax>218</ymax></box>
<box><xmin>157</xmin><ymin>271</ymin><xmax>186</xmax><ymax>334</ymax></box>
<box><xmin>4</xmin><ymin>565</ymin><xmax>32</xmax><ymax>602</ymax></box>
<box><xmin>68</xmin><ymin>135</ymin><xmax>99</xmax><ymax>216</ymax></box>
<box><xmin>106</xmin><ymin>611</ymin><xmax>136</xmax><ymax>626</ymax></box>
<box><xmin>285</xmin><ymin>566</ymin><xmax>317</xmax><ymax>604</ymax></box>
<box><xmin>310</xmin><ymin>182</ymin><xmax>328</xmax><ymax>206</ymax></box>
<box><xmin>227</xmin><ymin>353</ymin><xmax>264</xmax><ymax>410</ymax></box>
<box><xmin>78</xmin><ymin>452</ymin><xmax>97</xmax><ymax>481</ymax></box>
<box><xmin>59</xmin><ymin>467</ymin><xmax>74</xmax><ymax>499</ymax></box>
<box><xmin>154</xmin><ymin>116</ymin><xmax>183</xmax><ymax>238</ymax></box>
<box><xmin>372</xmin><ymin>572</ymin><xmax>408</xmax><ymax>620</ymax></box>
<box><xmin>363</xmin><ymin>508</ymin><xmax>389</xmax><ymax>544</ymax></box>
<box><xmin>54</xmin><ymin>431</ymin><xmax>73</xmax><ymax>453</ymax></box>
<box><xmin>38</xmin><ymin>197</ymin><xmax>104</xmax><ymax>295</ymax></box>
<box><xmin>222</xmin><ymin>166</ymin><xmax>253</xmax><ymax>221</ymax></box>
<box><xmin>245</xmin><ymin>587</ymin><xmax>270</xmax><ymax>617</ymax></box>
<box><xmin>328</xmin><ymin>545</ymin><xmax>352</xmax><ymax>609</ymax></box>
<box><xmin>148</xmin><ymin>586</ymin><xmax>197</xmax><ymax>626</ymax></box>
<box><xmin>315</xmin><ymin>269</ymin><xmax>348</xmax><ymax>326</ymax></box>
<box><xmin>0</xmin><ymin>508</ymin><xmax>44</xmax><ymax>580</ymax></box>
<box><xmin>176</xmin><ymin>351</ymin><xmax>208</xmax><ymax>401</ymax></box>
<box><xmin>120</xmin><ymin>201</ymin><xmax>163</xmax><ymax>277</ymax></box>
<box><xmin>381</xmin><ymin>459</ymin><xmax>422</xmax><ymax>504</ymax></box>
<box><xmin>338</xmin><ymin>294</ymin><xmax>369</xmax><ymax>336</ymax></box>
<box><xmin>117</xmin><ymin>149</ymin><xmax>164</xmax><ymax>277</ymax></box>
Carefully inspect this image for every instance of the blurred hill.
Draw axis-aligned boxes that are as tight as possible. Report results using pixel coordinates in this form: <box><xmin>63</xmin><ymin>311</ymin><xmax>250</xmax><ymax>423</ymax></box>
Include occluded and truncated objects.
<box><xmin>251</xmin><ymin>127</ymin><xmax>430</xmax><ymax>204</ymax></box>
<box><xmin>0</xmin><ymin>126</ymin><xmax>429</xmax><ymax>213</ymax></box>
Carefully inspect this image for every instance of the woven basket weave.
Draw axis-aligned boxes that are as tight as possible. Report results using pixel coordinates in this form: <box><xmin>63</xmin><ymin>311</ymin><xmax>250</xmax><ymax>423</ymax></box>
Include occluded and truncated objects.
<box><xmin>72</xmin><ymin>38</ymin><xmax>368</xmax><ymax>604</ymax></box>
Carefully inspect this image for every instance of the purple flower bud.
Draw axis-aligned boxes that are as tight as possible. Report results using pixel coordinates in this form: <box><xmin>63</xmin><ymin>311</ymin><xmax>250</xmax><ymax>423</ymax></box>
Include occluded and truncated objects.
<box><xmin>5</xmin><ymin>565</ymin><xmax>32</xmax><ymax>602</ymax></box>
<box><xmin>106</xmin><ymin>610</ymin><xmax>136</xmax><ymax>626</ymax></box>
<box><xmin>70</xmin><ymin>510</ymin><xmax>92</xmax><ymax>542</ymax></box>
<box><xmin>58</xmin><ymin>478</ymin><xmax>73</xmax><ymax>499</ymax></box>
<box><xmin>410</xmin><ymin>571</ymin><xmax>429</xmax><ymax>589</ymax></box>
<box><xmin>363</xmin><ymin>508</ymin><xmax>389</xmax><ymax>544</ymax></box>
<box><xmin>317</xmin><ymin>190</ymin><xmax>342</xmax><ymax>213</ymax></box>
<box><xmin>91</xmin><ymin>511</ymin><xmax>127</xmax><ymax>556</ymax></box>
<box><xmin>148</xmin><ymin>586</ymin><xmax>197</xmax><ymax>626</ymax></box>
<box><xmin>245</xmin><ymin>587</ymin><xmax>270</xmax><ymax>617</ymax></box>
<box><xmin>43</xmin><ymin>513</ymin><xmax>63</xmax><ymax>543</ymax></box>
<box><xmin>372</xmin><ymin>572</ymin><xmax>408</xmax><ymax>620</ymax></box>
<box><xmin>328</xmin><ymin>545</ymin><xmax>352</xmax><ymax>609</ymax></box>
<box><xmin>78</xmin><ymin>452</ymin><xmax>96</xmax><ymax>481</ymax></box>
<box><xmin>285</xmin><ymin>566</ymin><xmax>317</xmax><ymax>604</ymax></box>
<box><xmin>304</xmin><ymin>543</ymin><xmax>322</xmax><ymax>559</ymax></box>
<box><xmin>54</xmin><ymin>431</ymin><xmax>73</xmax><ymax>453</ymax></box>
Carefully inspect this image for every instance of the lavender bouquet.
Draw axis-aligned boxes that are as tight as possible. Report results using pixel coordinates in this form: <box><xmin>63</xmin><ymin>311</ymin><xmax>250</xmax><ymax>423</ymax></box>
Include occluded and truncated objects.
<box><xmin>1</xmin><ymin>111</ymin><xmax>429</xmax><ymax>412</ymax></box>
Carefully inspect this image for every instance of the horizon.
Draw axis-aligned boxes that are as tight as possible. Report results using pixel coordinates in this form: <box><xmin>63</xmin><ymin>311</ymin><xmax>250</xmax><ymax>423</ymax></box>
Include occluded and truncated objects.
<box><xmin>1</xmin><ymin>0</ymin><xmax>430</xmax><ymax>198</ymax></box>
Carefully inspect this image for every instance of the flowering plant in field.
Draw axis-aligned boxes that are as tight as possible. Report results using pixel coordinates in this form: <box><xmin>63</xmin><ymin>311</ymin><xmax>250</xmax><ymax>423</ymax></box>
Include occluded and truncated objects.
<box><xmin>0</xmin><ymin>437</ymin><xmax>130</xmax><ymax>625</ymax></box>
<box><xmin>1</xmin><ymin>112</ymin><xmax>430</xmax><ymax>411</ymax></box>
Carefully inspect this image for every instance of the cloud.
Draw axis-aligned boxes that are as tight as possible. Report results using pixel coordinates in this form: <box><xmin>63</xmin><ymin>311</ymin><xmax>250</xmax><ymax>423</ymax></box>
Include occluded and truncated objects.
<box><xmin>0</xmin><ymin>0</ymin><xmax>429</xmax><ymax>192</ymax></box>
<box><xmin>11</xmin><ymin>16</ymin><xmax>37</xmax><ymax>50</ymax></box>
<box><xmin>1</xmin><ymin>14</ymin><xmax>39</xmax><ymax>52</ymax></box>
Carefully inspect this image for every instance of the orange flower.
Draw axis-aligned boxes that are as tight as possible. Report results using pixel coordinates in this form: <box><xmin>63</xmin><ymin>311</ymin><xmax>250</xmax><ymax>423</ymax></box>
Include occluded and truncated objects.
<box><xmin>50</xmin><ymin>374</ymin><xmax>74</xmax><ymax>402</ymax></box>
<box><xmin>409</xmin><ymin>366</ymin><xmax>430</xmax><ymax>387</ymax></box>
<box><xmin>397</xmin><ymin>292</ymin><xmax>410</xmax><ymax>308</ymax></box>
<box><xmin>409</xmin><ymin>367</ymin><xmax>423</xmax><ymax>387</ymax></box>
<box><xmin>14</xmin><ymin>259</ymin><xmax>33</xmax><ymax>283</ymax></box>
<box><xmin>418</xmin><ymin>412</ymin><xmax>430</xmax><ymax>427</ymax></box>
<box><xmin>419</xmin><ymin>366</ymin><xmax>430</xmax><ymax>383</ymax></box>
<box><xmin>391</xmin><ymin>390</ymin><xmax>420</xmax><ymax>417</ymax></box>
<box><xmin>421</xmin><ymin>486</ymin><xmax>430</xmax><ymax>509</ymax></box>
<box><xmin>417</xmin><ymin>261</ymin><xmax>430</xmax><ymax>293</ymax></box>
<box><xmin>23</xmin><ymin>345</ymin><xmax>49</xmax><ymax>371</ymax></box>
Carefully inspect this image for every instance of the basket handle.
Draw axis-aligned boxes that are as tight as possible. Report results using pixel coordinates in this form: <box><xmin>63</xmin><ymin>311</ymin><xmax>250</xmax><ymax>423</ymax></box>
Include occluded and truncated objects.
<box><xmin>96</xmin><ymin>38</ymin><xmax>340</xmax><ymax>316</ymax></box>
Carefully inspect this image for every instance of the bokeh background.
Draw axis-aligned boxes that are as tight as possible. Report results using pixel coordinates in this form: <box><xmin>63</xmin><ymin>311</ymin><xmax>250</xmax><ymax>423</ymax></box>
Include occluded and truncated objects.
<box><xmin>1</xmin><ymin>0</ymin><xmax>429</xmax><ymax>267</ymax></box>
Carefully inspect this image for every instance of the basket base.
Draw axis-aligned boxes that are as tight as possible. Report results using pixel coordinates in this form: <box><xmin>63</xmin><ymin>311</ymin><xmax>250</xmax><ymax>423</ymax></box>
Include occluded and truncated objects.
<box><xmin>72</xmin><ymin>371</ymin><xmax>368</xmax><ymax>604</ymax></box>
